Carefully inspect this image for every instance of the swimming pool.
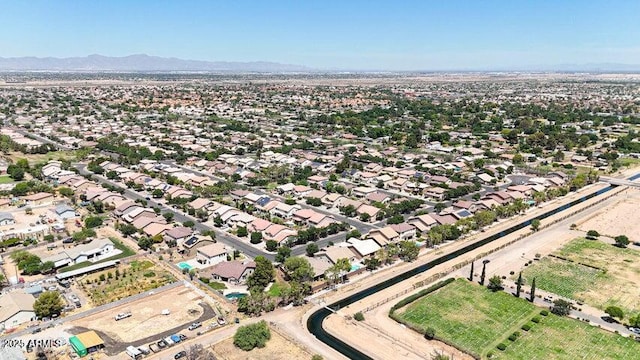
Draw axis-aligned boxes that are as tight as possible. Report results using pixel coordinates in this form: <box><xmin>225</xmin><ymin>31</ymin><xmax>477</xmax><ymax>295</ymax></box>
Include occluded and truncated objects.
<box><xmin>350</xmin><ymin>264</ymin><xmax>362</xmax><ymax>272</ymax></box>
<box><xmin>177</xmin><ymin>262</ymin><xmax>192</xmax><ymax>271</ymax></box>
<box><xmin>225</xmin><ymin>292</ymin><xmax>247</xmax><ymax>300</ymax></box>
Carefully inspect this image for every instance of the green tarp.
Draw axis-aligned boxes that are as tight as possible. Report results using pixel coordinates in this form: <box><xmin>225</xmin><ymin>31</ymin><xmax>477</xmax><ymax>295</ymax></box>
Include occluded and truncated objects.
<box><xmin>69</xmin><ymin>336</ymin><xmax>87</xmax><ymax>357</ymax></box>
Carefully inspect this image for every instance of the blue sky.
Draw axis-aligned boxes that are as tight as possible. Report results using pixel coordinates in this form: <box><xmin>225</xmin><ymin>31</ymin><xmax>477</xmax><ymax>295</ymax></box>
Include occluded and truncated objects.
<box><xmin>1</xmin><ymin>0</ymin><xmax>639</xmax><ymax>70</ymax></box>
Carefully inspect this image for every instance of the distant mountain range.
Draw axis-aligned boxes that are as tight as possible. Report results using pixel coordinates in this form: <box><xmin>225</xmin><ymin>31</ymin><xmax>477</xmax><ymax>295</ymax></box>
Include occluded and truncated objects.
<box><xmin>0</xmin><ymin>54</ymin><xmax>314</xmax><ymax>72</ymax></box>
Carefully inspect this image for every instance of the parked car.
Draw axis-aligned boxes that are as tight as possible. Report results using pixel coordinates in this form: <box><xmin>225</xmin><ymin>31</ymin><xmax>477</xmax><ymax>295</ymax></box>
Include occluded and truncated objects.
<box><xmin>174</xmin><ymin>351</ymin><xmax>187</xmax><ymax>359</ymax></box>
<box><xmin>188</xmin><ymin>322</ymin><xmax>202</xmax><ymax>331</ymax></box>
<box><xmin>217</xmin><ymin>317</ymin><xmax>226</xmax><ymax>325</ymax></box>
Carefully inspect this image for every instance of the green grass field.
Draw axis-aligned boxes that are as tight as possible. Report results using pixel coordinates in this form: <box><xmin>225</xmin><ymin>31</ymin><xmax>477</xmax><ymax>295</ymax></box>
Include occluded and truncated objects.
<box><xmin>520</xmin><ymin>238</ymin><xmax>640</xmax><ymax>313</ymax></box>
<box><xmin>397</xmin><ymin>278</ymin><xmax>538</xmax><ymax>357</ymax></box>
<box><xmin>0</xmin><ymin>175</ymin><xmax>14</xmax><ymax>184</ymax></box>
<box><xmin>519</xmin><ymin>257</ymin><xmax>607</xmax><ymax>299</ymax></box>
<box><xmin>494</xmin><ymin>314</ymin><xmax>639</xmax><ymax>360</ymax></box>
<box><xmin>395</xmin><ymin>278</ymin><xmax>640</xmax><ymax>359</ymax></box>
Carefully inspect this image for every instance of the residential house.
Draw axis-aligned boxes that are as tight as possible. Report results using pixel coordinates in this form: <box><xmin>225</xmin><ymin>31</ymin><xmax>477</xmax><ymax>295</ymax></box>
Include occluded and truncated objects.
<box><xmin>163</xmin><ymin>227</ymin><xmax>193</xmax><ymax>246</ymax></box>
<box><xmin>407</xmin><ymin>214</ymin><xmax>438</xmax><ymax>232</ymax></box>
<box><xmin>367</xmin><ymin>227</ymin><xmax>400</xmax><ymax>247</ymax></box>
<box><xmin>0</xmin><ymin>212</ymin><xmax>15</xmax><ymax>226</ymax></box>
<box><xmin>43</xmin><ymin>238</ymin><xmax>116</xmax><ymax>268</ymax></box>
<box><xmin>52</xmin><ymin>204</ymin><xmax>78</xmax><ymax>220</ymax></box>
<box><xmin>389</xmin><ymin>223</ymin><xmax>417</xmax><ymax>240</ymax></box>
<box><xmin>207</xmin><ymin>261</ymin><xmax>256</xmax><ymax>284</ymax></box>
<box><xmin>196</xmin><ymin>243</ymin><xmax>229</xmax><ymax>266</ymax></box>
<box><xmin>23</xmin><ymin>192</ymin><xmax>54</xmax><ymax>205</ymax></box>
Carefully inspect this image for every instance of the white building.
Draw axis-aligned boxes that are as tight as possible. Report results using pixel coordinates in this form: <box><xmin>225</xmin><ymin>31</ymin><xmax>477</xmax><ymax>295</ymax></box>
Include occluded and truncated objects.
<box><xmin>0</xmin><ymin>292</ymin><xmax>36</xmax><ymax>331</ymax></box>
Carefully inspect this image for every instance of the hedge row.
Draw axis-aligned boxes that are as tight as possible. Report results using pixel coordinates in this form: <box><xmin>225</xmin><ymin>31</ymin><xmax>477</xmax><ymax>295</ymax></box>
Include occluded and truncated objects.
<box><xmin>389</xmin><ymin>278</ymin><xmax>455</xmax><ymax>314</ymax></box>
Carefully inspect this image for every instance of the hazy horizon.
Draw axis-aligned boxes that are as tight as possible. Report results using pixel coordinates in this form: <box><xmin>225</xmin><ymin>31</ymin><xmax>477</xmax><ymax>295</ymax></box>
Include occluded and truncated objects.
<box><xmin>1</xmin><ymin>1</ymin><xmax>639</xmax><ymax>71</ymax></box>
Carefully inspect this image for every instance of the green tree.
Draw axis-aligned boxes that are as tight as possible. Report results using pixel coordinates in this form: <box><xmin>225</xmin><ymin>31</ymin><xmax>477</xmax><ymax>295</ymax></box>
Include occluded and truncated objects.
<box><xmin>250</xmin><ymin>232</ymin><xmax>263</xmax><ymax>244</ymax></box>
<box><xmin>137</xmin><ymin>237</ymin><xmax>153</xmax><ymax>250</ymax></box>
<box><xmin>614</xmin><ymin>235</ymin><xmax>630</xmax><ymax>248</ymax></box>
<box><xmin>529</xmin><ymin>277</ymin><xmax>536</xmax><ymax>302</ymax></box>
<box><xmin>246</xmin><ymin>256</ymin><xmax>274</xmax><ymax>292</ymax></box>
<box><xmin>265</xmin><ymin>240</ymin><xmax>278</xmax><ymax>252</ymax></box>
<box><xmin>8</xmin><ymin>167</ymin><xmax>24</xmax><ymax>181</ymax></box>
<box><xmin>398</xmin><ymin>241</ymin><xmax>419</xmax><ymax>262</ymax></box>
<box><xmin>106</xmin><ymin>170</ymin><xmax>118</xmax><ymax>180</ymax></box>
<box><xmin>275</xmin><ymin>246</ymin><xmax>291</xmax><ymax>263</ymax></box>
<box><xmin>58</xmin><ymin>187</ymin><xmax>74</xmax><ymax>197</ymax></box>
<box><xmin>530</xmin><ymin>219</ymin><xmax>540</xmax><ymax>231</ymax></box>
<box><xmin>605</xmin><ymin>305</ymin><xmax>624</xmax><ymax>320</ymax></box>
<box><xmin>353</xmin><ymin>312</ymin><xmax>364</xmax><ymax>321</ymax></box>
<box><xmin>469</xmin><ymin>261</ymin><xmax>474</xmax><ymax>282</ymax></box>
<box><xmin>233</xmin><ymin>320</ymin><xmax>271</xmax><ymax>351</ymax></box>
<box><xmin>162</xmin><ymin>212</ymin><xmax>175</xmax><ymax>222</ymax></box>
<box><xmin>283</xmin><ymin>256</ymin><xmax>314</xmax><ymax>283</ymax></box>
<box><xmin>551</xmin><ymin>299</ymin><xmax>572</xmax><ymax>316</ymax></box>
<box><xmin>84</xmin><ymin>216</ymin><xmax>103</xmax><ymax>228</ymax></box>
<box><xmin>118</xmin><ymin>223</ymin><xmax>138</xmax><ymax>236</ymax></box>
<box><xmin>183</xmin><ymin>220</ymin><xmax>195</xmax><ymax>228</ymax></box>
<box><xmin>33</xmin><ymin>291</ymin><xmax>64</xmax><ymax>319</ymax></box>
<box><xmin>487</xmin><ymin>275</ymin><xmax>503</xmax><ymax>292</ymax></box>
<box><xmin>152</xmin><ymin>189</ymin><xmax>164</xmax><ymax>198</ymax></box>
<box><xmin>516</xmin><ymin>272</ymin><xmax>524</xmax><ymax>297</ymax></box>
<box><xmin>305</xmin><ymin>243</ymin><xmax>319</xmax><ymax>257</ymax></box>
<box><xmin>237</xmin><ymin>226</ymin><xmax>248</xmax><ymax>237</ymax></box>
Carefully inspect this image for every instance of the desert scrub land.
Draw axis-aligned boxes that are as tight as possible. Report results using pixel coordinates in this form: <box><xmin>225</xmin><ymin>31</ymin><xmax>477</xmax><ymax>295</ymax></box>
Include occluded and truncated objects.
<box><xmin>394</xmin><ymin>278</ymin><xmax>639</xmax><ymax>359</ymax></box>
<box><xmin>79</xmin><ymin>259</ymin><xmax>176</xmax><ymax>305</ymax></box>
<box><xmin>521</xmin><ymin>237</ymin><xmax>640</xmax><ymax>314</ymax></box>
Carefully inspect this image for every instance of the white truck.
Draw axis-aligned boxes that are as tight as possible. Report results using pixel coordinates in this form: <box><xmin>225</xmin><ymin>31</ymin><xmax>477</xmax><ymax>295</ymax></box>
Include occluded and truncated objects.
<box><xmin>126</xmin><ymin>345</ymin><xmax>142</xmax><ymax>359</ymax></box>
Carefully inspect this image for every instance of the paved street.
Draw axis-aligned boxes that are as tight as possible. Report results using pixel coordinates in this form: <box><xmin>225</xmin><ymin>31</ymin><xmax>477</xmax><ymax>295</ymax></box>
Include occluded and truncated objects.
<box><xmin>73</xmin><ymin>163</ymin><xmax>274</xmax><ymax>260</ymax></box>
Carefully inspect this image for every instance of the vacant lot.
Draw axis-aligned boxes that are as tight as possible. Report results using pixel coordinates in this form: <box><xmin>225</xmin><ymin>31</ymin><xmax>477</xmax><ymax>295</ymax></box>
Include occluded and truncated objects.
<box><xmin>578</xmin><ymin>189</ymin><xmax>640</xmax><ymax>242</ymax></box>
<box><xmin>78</xmin><ymin>259</ymin><xmax>175</xmax><ymax>306</ymax></box>
<box><xmin>394</xmin><ymin>278</ymin><xmax>640</xmax><ymax>359</ymax></box>
<box><xmin>494</xmin><ymin>314</ymin><xmax>639</xmax><ymax>360</ymax></box>
<box><xmin>521</xmin><ymin>238</ymin><xmax>640</xmax><ymax>313</ymax></box>
<box><xmin>211</xmin><ymin>326</ymin><xmax>314</xmax><ymax>360</ymax></box>
<box><xmin>396</xmin><ymin>278</ymin><xmax>538</xmax><ymax>358</ymax></box>
<box><xmin>70</xmin><ymin>285</ymin><xmax>211</xmax><ymax>352</ymax></box>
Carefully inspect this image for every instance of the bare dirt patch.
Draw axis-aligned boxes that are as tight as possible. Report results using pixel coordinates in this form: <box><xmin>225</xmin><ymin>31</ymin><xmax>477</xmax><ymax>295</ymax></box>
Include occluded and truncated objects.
<box><xmin>211</xmin><ymin>325</ymin><xmax>314</xmax><ymax>360</ymax></box>
<box><xmin>577</xmin><ymin>188</ymin><xmax>640</xmax><ymax>242</ymax></box>
<box><xmin>70</xmin><ymin>285</ymin><xmax>205</xmax><ymax>345</ymax></box>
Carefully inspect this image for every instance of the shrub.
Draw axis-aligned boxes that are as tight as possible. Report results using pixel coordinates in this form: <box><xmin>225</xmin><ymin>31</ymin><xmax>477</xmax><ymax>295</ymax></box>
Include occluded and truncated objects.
<box><xmin>531</xmin><ymin>316</ymin><xmax>542</xmax><ymax>323</ymax></box>
<box><xmin>424</xmin><ymin>327</ymin><xmax>436</xmax><ymax>340</ymax></box>
<box><xmin>508</xmin><ymin>334</ymin><xmax>518</xmax><ymax>341</ymax></box>
<box><xmin>233</xmin><ymin>321</ymin><xmax>271</xmax><ymax>351</ymax></box>
<box><xmin>143</xmin><ymin>271</ymin><xmax>155</xmax><ymax>277</ymax></box>
<box><xmin>521</xmin><ymin>323</ymin><xmax>531</xmax><ymax>331</ymax></box>
<box><xmin>353</xmin><ymin>312</ymin><xmax>365</xmax><ymax>321</ymax></box>
<box><xmin>199</xmin><ymin>277</ymin><xmax>210</xmax><ymax>284</ymax></box>
<box><xmin>540</xmin><ymin>310</ymin><xmax>549</xmax><ymax>316</ymax></box>
<box><xmin>497</xmin><ymin>343</ymin><xmax>507</xmax><ymax>351</ymax></box>
<box><xmin>586</xmin><ymin>230</ymin><xmax>600</xmax><ymax>237</ymax></box>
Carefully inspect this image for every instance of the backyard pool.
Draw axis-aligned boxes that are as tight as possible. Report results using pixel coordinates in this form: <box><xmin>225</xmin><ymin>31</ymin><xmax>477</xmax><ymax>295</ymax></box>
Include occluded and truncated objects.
<box><xmin>177</xmin><ymin>262</ymin><xmax>192</xmax><ymax>271</ymax></box>
<box><xmin>225</xmin><ymin>292</ymin><xmax>247</xmax><ymax>300</ymax></box>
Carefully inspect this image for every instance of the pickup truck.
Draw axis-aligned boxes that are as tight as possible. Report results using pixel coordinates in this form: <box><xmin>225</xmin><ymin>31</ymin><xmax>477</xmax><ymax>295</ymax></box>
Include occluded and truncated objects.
<box><xmin>114</xmin><ymin>312</ymin><xmax>132</xmax><ymax>321</ymax></box>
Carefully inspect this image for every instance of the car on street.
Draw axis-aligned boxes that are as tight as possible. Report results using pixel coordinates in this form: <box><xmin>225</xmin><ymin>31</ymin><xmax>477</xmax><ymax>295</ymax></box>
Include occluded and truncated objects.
<box><xmin>174</xmin><ymin>351</ymin><xmax>186</xmax><ymax>359</ymax></box>
<box><xmin>188</xmin><ymin>322</ymin><xmax>202</xmax><ymax>331</ymax></box>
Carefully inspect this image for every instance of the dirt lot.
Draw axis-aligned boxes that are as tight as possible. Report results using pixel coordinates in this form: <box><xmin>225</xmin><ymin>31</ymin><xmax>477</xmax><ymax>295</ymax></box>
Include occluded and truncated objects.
<box><xmin>211</xmin><ymin>325</ymin><xmax>314</xmax><ymax>360</ymax></box>
<box><xmin>70</xmin><ymin>285</ymin><xmax>208</xmax><ymax>348</ymax></box>
<box><xmin>577</xmin><ymin>187</ymin><xmax>640</xmax><ymax>242</ymax></box>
